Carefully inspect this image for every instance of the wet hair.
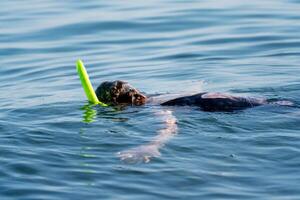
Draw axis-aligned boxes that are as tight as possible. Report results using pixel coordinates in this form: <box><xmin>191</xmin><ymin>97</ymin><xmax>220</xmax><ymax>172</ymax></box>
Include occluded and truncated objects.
<box><xmin>95</xmin><ymin>80</ymin><xmax>147</xmax><ymax>106</ymax></box>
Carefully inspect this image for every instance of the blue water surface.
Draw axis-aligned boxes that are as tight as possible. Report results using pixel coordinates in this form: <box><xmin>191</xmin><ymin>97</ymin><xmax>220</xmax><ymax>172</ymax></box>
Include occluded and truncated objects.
<box><xmin>1</xmin><ymin>0</ymin><xmax>300</xmax><ymax>199</ymax></box>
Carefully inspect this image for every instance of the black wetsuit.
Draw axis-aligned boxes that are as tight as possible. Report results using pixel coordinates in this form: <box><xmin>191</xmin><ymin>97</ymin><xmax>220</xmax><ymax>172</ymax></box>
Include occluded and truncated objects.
<box><xmin>161</xmin><ymin>93</ymin><xmax>265</xmax><ymax>112</ymax></box>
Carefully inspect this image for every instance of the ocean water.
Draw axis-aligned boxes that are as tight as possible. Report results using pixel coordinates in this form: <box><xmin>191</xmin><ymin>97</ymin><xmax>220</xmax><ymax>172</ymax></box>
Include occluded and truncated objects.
<box><xmin>1</xmin><ymin>0</ymin><xmax>300</xmax><ymax>199</ymax></box>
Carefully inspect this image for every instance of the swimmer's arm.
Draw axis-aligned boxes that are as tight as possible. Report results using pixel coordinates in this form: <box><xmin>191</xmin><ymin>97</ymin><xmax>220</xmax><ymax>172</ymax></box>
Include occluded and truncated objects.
<box><xmin>148</xmin><ymin>110</ymin><xmax>177</xmax><ymax>147</ymax></box>
<box><xmin>117</xmin><ymin>110</ymin><xmax>177</xmax><ymax>163</ymax></box>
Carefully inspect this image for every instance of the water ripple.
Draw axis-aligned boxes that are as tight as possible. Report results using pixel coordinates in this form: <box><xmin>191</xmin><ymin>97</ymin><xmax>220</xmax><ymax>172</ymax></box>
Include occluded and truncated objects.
<box><xmin>1</xmin><ymin>0</ymin><xmax>300</xmax><ymax>199</ymax></box>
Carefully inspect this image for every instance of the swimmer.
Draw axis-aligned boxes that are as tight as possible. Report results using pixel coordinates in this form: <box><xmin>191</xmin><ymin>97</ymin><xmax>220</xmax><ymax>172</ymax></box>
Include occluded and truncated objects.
<box><xmin>95</xmin><ymin>80</ymin><xmax>294</xmax><ymax>163</ymax></box>
<box><xmin>95</xmin><ymin>80</ymin><xmax>294</xmax><ymax>111</ymax></box>
<box><xmin>76</xmin><ymin>61</ymin><xmax>294</xmax><ymax>163</ymax></box>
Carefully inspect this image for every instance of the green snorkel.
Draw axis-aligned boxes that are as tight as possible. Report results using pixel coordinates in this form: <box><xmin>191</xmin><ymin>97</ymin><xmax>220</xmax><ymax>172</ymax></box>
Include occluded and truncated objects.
<box><xmin>76</xmin><ymin>59</ymin><xmax>108</xmax><ymax>106</ymax></box>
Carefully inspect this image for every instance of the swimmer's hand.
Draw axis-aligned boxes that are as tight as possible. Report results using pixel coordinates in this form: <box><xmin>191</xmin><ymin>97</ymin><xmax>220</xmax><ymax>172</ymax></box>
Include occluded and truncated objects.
<box><xmin>117</xmin><ymin>144</ymin><xmax>161</xmax><ymax>164</ymax></box>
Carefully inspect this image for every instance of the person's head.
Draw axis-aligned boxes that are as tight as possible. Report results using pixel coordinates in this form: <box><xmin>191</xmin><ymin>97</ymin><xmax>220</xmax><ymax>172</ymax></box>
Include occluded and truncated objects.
<box><xmin>95</xmin><ymin>80</ymin><xmax>147</xmax><ymax>106</ymax></box>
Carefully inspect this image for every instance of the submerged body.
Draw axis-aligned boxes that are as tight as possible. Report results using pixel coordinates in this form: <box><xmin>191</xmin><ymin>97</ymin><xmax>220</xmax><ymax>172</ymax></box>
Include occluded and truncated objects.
<box><xmin>95</xmin><ymin>80</ymin><xmax>290</xmax><ymax>111</ymax></box>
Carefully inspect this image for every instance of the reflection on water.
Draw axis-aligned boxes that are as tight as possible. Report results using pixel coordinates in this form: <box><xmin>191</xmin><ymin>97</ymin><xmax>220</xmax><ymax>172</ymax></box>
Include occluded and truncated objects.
<box><xmin>81</xmin><ymin>104</ymin><xmax>98</xmax><ymax>123</ymax></box>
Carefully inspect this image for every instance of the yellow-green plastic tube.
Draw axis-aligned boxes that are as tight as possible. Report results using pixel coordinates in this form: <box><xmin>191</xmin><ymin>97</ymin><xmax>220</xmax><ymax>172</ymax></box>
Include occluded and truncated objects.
<box><xmin>76</xmin><ymin>59</ymin><xmax>108</xmax><ymax>106</ymax></box>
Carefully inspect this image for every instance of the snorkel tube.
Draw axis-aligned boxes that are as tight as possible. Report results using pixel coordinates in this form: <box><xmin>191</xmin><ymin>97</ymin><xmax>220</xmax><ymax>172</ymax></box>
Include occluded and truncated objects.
<box><xmin>76</xmin><ymin>59</ymin><xmax>108</xmax><ymax>106</ymax></box>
